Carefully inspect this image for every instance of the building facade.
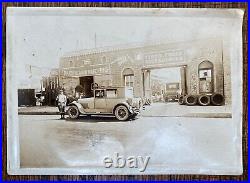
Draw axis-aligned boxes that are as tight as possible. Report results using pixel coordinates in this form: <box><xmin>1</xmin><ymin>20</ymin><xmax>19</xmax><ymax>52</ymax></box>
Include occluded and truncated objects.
<box><xmin>58</xmin><ymin>38</ymin><xmax>231</xmax><ymax>105</ymax></box>
<box><xmin>41</xmin><ymin>69</ymin><xmax>60</xmax><ymax>106</ymax></box>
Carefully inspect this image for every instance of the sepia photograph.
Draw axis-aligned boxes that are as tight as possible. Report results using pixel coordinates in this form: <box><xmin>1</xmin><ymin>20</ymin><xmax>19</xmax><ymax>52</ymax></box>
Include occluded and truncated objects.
<box><xmin>6</xmin><ymin>7</ymin><xmax>244</xmax><ymax>175</ymax></box>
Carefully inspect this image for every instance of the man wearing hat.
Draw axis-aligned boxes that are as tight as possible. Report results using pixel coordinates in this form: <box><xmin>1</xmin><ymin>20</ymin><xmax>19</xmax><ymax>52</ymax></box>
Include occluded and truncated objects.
<box><xmin>56</xmin><ymin>90</ymin><xmax>67</xmax><ymax>119</ymax></box>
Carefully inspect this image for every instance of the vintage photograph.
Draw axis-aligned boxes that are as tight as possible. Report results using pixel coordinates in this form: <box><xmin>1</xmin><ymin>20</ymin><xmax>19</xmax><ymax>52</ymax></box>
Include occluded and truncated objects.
<box><xmin>7</xmin><ymin>7</ymin><xmax>243</xmax><ymax>175</ymax></box>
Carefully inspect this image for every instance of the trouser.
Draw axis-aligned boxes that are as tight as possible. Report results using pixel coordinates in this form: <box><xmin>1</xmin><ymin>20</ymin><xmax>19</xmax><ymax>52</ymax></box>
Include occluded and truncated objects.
<box><xmin>58</xmin><ymin>102</ymin><xmax>66</xmax><ymax>119</ymax></box>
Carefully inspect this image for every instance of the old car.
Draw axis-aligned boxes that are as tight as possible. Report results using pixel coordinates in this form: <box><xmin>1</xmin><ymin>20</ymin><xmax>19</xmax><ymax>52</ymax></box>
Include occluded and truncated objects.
<box><xmin>67</xmin><ymin>86</ymin><xmax>142</xmax><ymax>121</ymax></box>
<box><xmin>164</xmin><ymin>82</ymin><xmax>180</xmax><ymax>102</ymax></box>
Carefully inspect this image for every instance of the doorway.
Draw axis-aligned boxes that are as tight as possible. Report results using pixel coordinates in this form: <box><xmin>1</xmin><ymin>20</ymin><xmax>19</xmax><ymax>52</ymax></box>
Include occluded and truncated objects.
<box><xmin>79</xmin><ymin>76</ymin><xmax>94</xmax><ymax>98</ymax></box>
<box><xmin>142</xmin><ymin>66</ymin><xmax>186</xmax><ymax>103</ymax></box>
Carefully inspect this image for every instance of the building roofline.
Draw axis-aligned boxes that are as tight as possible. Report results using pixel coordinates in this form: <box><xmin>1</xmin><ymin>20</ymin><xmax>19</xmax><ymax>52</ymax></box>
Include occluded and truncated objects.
<box><xmin>62</xmin><ymin>37</ymin><xmax>221</xmax><ymax>58</ymax></box>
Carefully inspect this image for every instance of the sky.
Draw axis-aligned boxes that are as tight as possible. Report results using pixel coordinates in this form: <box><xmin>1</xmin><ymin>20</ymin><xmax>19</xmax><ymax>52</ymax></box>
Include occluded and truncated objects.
<box><xmin>7</xmin><ymin>8</ymin><xmax>241</xmax><ymax>89</ymax></box>
<box><xmin>151</xmin><ymin>67</ymin><xmax>180</xmax><ymax>83</ymax></box>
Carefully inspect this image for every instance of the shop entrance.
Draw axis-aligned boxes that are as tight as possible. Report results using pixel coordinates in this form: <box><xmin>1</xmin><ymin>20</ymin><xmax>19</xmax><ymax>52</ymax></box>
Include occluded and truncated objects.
<box><xmin>79</xmin><ymin>76</ymin><xmax>94</xmax><ymax>98</ymax></box>
<box><xmin>142</xmin><ymin>65</ymin><xmax>187</xmax><ymax>103</ymax></box>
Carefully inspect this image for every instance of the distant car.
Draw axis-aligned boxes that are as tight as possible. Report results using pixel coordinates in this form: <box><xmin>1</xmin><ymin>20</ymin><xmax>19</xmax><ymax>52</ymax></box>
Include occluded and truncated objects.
<box><xmin>164</xmin><ymin>83</ymin><xmax>180</xmax><ymax>102</ymax></box>
<box><xmin>67</xmin><ymin>86</ymin><xmax>142</xmax><ymax>121</ymax></box>
<box><xmin>151</xmin><ymin>94</ymin><xmax>162</xmax><ymax>103</ymax></box>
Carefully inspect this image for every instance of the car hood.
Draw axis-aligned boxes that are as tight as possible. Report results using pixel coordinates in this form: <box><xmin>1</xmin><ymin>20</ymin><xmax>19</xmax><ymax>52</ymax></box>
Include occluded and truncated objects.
<box><xmin>77</xmin><ymin>98</ymin><xmax>94</xmax><ymax>103</ymax></box>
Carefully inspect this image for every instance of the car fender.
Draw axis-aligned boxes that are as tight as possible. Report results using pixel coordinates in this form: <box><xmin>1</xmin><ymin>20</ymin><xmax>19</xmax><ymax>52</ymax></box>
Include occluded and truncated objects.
<box><xmin>68</xmin><ymin>101</ymin><xmax>86</xmax><ymax>114</ymax></box>
<box><xmin>113</xmin><ymin>102</ymin><xmax>133</xmax><ymax>114</ymax></box>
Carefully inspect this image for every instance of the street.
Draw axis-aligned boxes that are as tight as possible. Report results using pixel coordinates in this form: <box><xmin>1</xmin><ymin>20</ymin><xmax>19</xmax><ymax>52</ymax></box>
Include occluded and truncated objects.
<box><xmin>19</xmin><ymin>114</ymin><xmax>240</xmax><ymax>173</ymax></box>
<box><xmin>140</xmin><ymin>103</ymin><xmax>231</xmax><ymax>117</ymax></box>
<box><xmin>18</xmin><ymin>102</ymin><xmax>232</xmax><ymax>118</ymax></box>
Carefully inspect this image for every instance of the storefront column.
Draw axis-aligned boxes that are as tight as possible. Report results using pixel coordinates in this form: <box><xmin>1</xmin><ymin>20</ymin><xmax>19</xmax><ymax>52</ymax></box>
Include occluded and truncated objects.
<box><xmin>142</xmin><ymin>69</ymin><xmax>151</xmax><ymax>99</ymax></box>
<box><xmin>180</xmin><ymin>66</ymin><xmax>187</xmax><ymax>95</ymax></box>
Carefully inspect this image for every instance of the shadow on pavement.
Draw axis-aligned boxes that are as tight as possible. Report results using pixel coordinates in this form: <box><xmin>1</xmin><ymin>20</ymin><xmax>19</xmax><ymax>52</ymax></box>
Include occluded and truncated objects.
<box><xmin>64</xmin><ymin>115</ymin><xmax>139</xmax><ymax>123</ymax></box>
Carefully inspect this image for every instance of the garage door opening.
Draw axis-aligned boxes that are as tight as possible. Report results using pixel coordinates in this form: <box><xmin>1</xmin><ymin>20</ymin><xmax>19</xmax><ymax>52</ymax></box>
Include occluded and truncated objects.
<box><xmin>79</xmin><ymin>76</ymin><xmax>94</xmax><ymax>98</ymax></box>
<box><xmin>143</xmin><ymin>66</ymin><xmax>186</xmax><ymax>103</ymax></box>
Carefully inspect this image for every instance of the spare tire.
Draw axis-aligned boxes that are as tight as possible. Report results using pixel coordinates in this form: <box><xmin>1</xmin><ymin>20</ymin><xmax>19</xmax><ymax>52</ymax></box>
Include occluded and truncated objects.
<box><xmin>211</xmin><ymin>93</ymin><xmax>224</xmax><ymax>106</ymax></box>
<box><xmin>178</xmin><ymin>95</ymin><xmax>185</xmax><ymax>105</ymax></box>
<box><xmin>198</xmin><ymin>95</ymin><xmax>211</xmax><ymax>106</ymax></box>
<box><xmin>185</xmin><ymin>95</ymin><xmax>197</xmax><ymax>106</ymax></box>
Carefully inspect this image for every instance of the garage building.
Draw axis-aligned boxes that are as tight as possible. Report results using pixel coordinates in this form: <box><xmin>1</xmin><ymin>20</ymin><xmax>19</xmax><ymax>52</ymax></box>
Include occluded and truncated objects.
<box><xmin>59</xmin><ymin>38</ymin><xmax>231</xmax><ymax>105</ymax></box>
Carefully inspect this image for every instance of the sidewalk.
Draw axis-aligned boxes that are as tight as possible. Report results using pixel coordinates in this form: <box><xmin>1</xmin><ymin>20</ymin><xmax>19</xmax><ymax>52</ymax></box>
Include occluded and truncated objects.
<box><xmin>18</xmin><ymin>106</ymin><xmax>61</xmax><ymax>115</ymax></box>
<box><xmin>141</xmin><ymin>103</ymin><xmax>232</xmax><ymax>118</ymax></box>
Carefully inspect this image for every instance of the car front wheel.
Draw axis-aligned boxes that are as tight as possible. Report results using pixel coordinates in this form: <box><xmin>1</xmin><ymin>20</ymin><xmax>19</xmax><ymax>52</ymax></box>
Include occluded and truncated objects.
<box><xmin>67</xmin><ymin>105</ymin><xmax>80</xmax><ymax>119</ymax></box>
<box><xmin>114</xmin><ymin>105</ymin><xmax>130</xmax><ymax>121</ymax></box>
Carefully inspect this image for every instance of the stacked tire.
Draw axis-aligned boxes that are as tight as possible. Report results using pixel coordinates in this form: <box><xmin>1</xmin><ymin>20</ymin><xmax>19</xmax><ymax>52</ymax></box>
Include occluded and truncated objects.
<box><xmin>178</xmin><ymin>93</ymin><xmax>224</xmax><ymax>106</ymax></box>
<box><xmin>198</xmin><ymin>95</ymin><xmax>210</xmax><ymax>106</ymax></box>
<box><xmin>178</xmin><ymin>95</ymin><xmax>185</xmax><ymax>105</ymax></box>
<box><xmin>185</xmin><ymin>95</ymin><xmax>198</xmax><ymax>106</ymax></box>
<box><xmin>210</xmin><ymin>93</ymin><xmax>224</xmax><ymax>106</ymax></box>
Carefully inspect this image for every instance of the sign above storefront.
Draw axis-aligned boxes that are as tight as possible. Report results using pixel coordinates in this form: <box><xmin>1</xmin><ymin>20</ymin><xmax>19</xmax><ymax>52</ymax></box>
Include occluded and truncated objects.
<box><xmin>62</xmin><ymin>65</ymin><xmax>111</xmax><ymax>77</ymax></box>
<box><xmin>144</xmin><ymin>50</ymin><xmax>184</xmax><ymax>66</ymax></box>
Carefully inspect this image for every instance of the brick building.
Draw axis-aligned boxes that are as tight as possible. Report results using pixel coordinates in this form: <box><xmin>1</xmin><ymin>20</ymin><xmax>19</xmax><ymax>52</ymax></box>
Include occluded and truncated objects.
<box><xmin>41</xmin><ymin>69</ymin><xmax>60</xmax><ymax>106</ymax></box>
<box><xmin>58</xmin><ymin>38</ymin><xmax>231</xmax><ymax>105</ymax></box>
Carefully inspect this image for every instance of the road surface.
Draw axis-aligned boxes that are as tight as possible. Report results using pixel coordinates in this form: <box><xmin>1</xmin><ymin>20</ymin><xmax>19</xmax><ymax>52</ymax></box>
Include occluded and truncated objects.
<box><xmin>18</xmin><ymin>102</ymin><xmax>231</xmax><ymax>118</ymax></box>
<box><xmin>19</xmin><ymin>114</ymin><xmax>240</xmax><ymax>174</ymax></box>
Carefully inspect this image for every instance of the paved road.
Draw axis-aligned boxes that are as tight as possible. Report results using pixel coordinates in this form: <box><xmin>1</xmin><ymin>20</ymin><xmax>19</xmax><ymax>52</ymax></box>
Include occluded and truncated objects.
<box><xmin>18</xmin><ymin>102</ymin><xmax>231</xmax><ymax>118</ymax></box>
<box><xmin>141</xmin><ymin>103</ymin><xmax>231</xmax><ymax>117</ymax></box>
<box><xmin>19</xmin><ymin>114</ymin><xmax>240</xmax><ymax>173</ymax></box>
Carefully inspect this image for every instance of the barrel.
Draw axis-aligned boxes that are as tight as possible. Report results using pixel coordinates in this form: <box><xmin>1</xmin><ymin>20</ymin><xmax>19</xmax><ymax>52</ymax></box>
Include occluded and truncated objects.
<box><xmin>211</xmin><ymin>93</ymin><xmax>224</xmax><ymax>106</ymax></box>
<box><xmin>178</xmin><ymin>95</ymin><xmax>185</xmax><ymax>105</ymax></box>
<box><xmin>198</xmin><ymin>95</ymin><xmax>211</xmax><ymax>106</ymax></box>
<box><xmin>185</xmin><ymin>95</ymin><xmax>197</xmax><ymax>106</ymax></box>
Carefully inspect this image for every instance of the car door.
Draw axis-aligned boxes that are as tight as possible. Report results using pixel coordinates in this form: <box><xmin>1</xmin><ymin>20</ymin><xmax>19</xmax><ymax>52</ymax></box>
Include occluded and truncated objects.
<box><xmin>106</xmin><ymin>89</ymin><xmax>119</xmax><ymax>113</ymax></box>
<box><xmin>94</xmin><ymin>89</ymin><xmax>107</xmax><ymax>113</ymax></box>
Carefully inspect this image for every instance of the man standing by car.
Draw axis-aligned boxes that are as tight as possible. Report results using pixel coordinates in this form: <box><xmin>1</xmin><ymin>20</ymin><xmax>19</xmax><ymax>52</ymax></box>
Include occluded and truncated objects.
<box><xmin>56</xmin><ymin>90</ymin><xmax>67</xmax><ymax>119</ymax></box>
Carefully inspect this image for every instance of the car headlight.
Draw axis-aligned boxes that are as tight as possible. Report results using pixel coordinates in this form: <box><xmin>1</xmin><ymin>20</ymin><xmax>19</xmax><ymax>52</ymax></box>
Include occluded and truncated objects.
<box><xmin>127</xmin><ymin>98</ymin><xmax>132</xmax><ymax>106</ymax></box>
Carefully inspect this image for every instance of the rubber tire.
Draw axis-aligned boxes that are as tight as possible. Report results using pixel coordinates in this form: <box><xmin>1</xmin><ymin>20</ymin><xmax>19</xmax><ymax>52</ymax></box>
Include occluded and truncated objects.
<box><xmin>114</xmin><ymin>105</ymin><xmax>130</xmax><ymax>121</ymax></box>
<box><xmin>67</xmin><ymin>105</ymin><xmax>80</xmax><ymax>119</ymax></box>
<box><xmin>198</xmin><ymin>95</ymin><xmax>211</xmax><ymax>106</ymax></box>
<box><xmin>185</xmin><ymin>95</ymin><xmax>198</xmax><ymax>106</ymax></box>
<box><xmin>178</xmin><ymin>95</ymin><xmax>185</xmax><ymax>105</ymax></box>
<box><xmin>211</xmin><ymin>93</ymin><xmax>224</xmax><ymax>106</ymax></box>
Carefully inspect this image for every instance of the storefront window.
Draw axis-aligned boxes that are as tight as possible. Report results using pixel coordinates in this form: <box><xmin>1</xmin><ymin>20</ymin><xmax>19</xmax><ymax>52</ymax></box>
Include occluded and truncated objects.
<box><xmin>124</xmin><ymin>75</ymin><xmax>134</xmax><ymax>87</ymax></box>
<box><xmin>198</xmin><ymin>60</ymin><xmax>214</xmax><ymax>93</ymax></box>
<box><xmin>123</xmin><ymin>68</ymin><xmax>134</xmax><ymax>88</ymax></box>
<box><xmin>102</xmin><ymin>56</ymin><xmax>107</xmax><ymax>64</ymax></box>
<box><xmin>69</xmin><ymin>61</ymin><xmax>73</xmax><ymax>67</ymax></box>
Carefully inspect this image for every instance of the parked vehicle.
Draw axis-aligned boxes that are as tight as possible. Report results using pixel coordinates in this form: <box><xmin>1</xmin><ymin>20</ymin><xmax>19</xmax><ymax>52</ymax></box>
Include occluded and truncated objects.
<box><xmin>67</xmin><ymin>86</ymin><xmax>142</xmax><ymax>121</ymax></box>
<box><xmin>151</xmin><ymin>94</ymin><xmax>163</xmax><ymax>103</ymax></box>
<box><xmin>164</xmin><ymin>83</ymin><xmax>180</xmax><ymax>102</ymax></box>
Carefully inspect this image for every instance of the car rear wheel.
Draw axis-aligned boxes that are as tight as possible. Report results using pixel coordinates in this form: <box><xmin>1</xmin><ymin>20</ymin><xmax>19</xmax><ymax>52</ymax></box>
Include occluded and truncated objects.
<box><xmin>67</xmin><ymin>105</ymin><xmax>80</xmax><ymax>119</ymax></box>
<box><xmin>114</xmin><ymin>105</ymin><xmax>129</xmax><ymax>121</ymax></box>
